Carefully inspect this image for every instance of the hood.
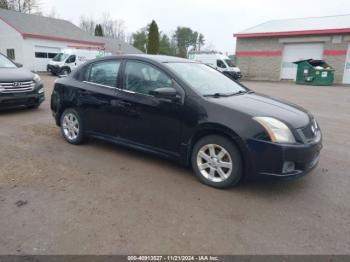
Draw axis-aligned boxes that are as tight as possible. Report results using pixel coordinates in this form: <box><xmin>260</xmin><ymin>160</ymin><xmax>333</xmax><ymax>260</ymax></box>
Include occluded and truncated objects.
<box><xmin>209</xmin><ymin>93</ymin><xmax>311</xmax><ymax>128</ymax></box>
<box><xmin>228</xmin><ymin>67</ymin><xmax>240</xmax><ymax>73</ymax></box>
<box><xmin>0</xmin><ymin>67</ymin><xmax>34</xmax><ymax>82</ymax></box>
<box><xmin>49</xmin><ymin>60</ymin><xmax>64</xmax><ymax>66</ymax></box>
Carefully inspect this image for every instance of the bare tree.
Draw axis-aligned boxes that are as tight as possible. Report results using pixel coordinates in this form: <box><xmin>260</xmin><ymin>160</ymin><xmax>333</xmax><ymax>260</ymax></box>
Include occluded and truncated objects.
<box><xmin>7</xmin><ymin>0</ymin><xmax>41</xmax><ymax>13</ymax></box>
<box><xmin>79</xmin><ymin>15</ymin><xmax>96</xmax><ymax>35</ymax></box>
<box><xmin>101</xmin><ymin>13</ymin><xmax>126</xmax><ymax>40</ymax></box>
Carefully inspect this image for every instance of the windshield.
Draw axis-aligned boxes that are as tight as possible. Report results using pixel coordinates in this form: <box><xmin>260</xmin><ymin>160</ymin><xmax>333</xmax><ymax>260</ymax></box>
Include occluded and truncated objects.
<box><xmin>166</xmin><ymin>62</ymin><xmax>246</xmax><ymax>96</ymax></box>
<box><xmin>52</xmin><ymin>53</ymin><xmax>69</xmax><ymax>62</ymax></box>
<box><xmin>224</xmin><ymin>59</ymin><xmax>236</xmax><ymax>68</ymax></box>
<box><xmin>0</xmin><ymin>54</ymin><xmax>17</xmax><ymax>68</ymax></box>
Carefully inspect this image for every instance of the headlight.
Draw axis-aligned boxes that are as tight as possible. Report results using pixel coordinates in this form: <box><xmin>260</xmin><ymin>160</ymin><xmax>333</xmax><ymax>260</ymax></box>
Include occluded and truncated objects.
<box><xmin>38</xmin><ymin>88</ymin><xmax>44</xmax><ymax>94</ymax></box>
<box><xmin>33</xmin><ymin>74</ymin><xmax>41</xmax><ymax>83</ymax></box>
<box><xmin>253</xmin><ymin>117</ymin><xmax>296</xmax><ymax>144</ymax></box>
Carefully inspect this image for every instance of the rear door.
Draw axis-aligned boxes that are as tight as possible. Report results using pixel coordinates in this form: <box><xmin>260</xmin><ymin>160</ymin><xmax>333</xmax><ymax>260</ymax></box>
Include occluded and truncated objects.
<box><xmin>78</xmin><ymin>59</ymin><xmax>122</xmax><ymax>136</ymax></box>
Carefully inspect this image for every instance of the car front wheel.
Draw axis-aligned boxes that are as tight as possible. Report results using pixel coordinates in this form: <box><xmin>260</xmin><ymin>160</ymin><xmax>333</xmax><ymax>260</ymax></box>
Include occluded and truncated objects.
<box><xmin>192</xmin><ymin>135</ymin><xmax>242</xmax><ymax>188</ymax></box>
<box><xmin>60</xmin><ymin>108</ymin><xmax>84</xmax><ymax>145</ymax></box>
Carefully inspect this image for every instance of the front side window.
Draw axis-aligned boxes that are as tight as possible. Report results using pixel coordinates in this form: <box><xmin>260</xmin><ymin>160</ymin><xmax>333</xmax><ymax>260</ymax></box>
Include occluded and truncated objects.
<box><xmin>167</xmin><ymin>63</ymin><xmax>246</xmax><ymax>96</ymax></box>
<box><xmin>0</xmin><ymin>54</ymin><xmax>17</xmax><ymax>68</ymax></box>
<box><xmin>217</xmin><ymin>60</ymin><xmax>226</xmax><ymax>68</ymax></box>
<box><xmin>224</xmin><ymin>59</ymin><xmax>236</xmax><ymax>67</ymax></box>
<box><xmin>52</xmin><ymin>53</ymin><xmax>69</xmax><ymax>62</ymax></box>
<box><xmin>66</xmin><ymin>55</ymin><xmax>76</xmax><ymax>63</ymax></box>
<box><xmin>124</xmin><ymin>61</ymin><xmax>172</xmax><ymax>95</ymax></box>
<box><xmin>86</xmin><ymin>60</ymin><xmax>121</xmax><ymax>87</ymax></box>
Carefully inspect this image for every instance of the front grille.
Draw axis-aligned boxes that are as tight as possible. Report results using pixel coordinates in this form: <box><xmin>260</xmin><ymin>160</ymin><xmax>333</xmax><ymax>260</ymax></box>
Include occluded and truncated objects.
<box><xmin>297</xmin><ymin>119</ymin><xmax>319</xmax><ymax>143</ymax></box>
<box><xmin>0</xmin><ymin>81</ymin><xmax>35</xmax><ymax>93</ymax></box>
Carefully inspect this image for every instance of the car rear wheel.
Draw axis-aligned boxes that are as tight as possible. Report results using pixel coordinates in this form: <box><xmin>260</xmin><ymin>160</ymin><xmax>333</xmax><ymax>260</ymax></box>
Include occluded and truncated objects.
<box><xmin>191</xmin><ymin>135</ymin><xmax>242</xmax><ymax>188</ymax></box>
<box><xmin>60</xmin><ymin>108</ymin><xmax>84</xmax><ymax>145</ymax></box>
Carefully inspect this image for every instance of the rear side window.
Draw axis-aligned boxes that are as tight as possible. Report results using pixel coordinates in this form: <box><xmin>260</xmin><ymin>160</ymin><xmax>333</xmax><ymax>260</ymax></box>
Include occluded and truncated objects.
<box><xmin>124</xmin><ymin>61</ymin><xmax>172</xmax><ymax>95</ymax></box>
<box><xmin>85</xmin><ymin>60</ymin><xmax>121</xmax><ymax>88</ymax></box>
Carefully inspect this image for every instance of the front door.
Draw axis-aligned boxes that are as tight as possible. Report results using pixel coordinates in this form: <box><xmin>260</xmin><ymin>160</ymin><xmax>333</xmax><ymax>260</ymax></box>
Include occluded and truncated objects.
<box><xmin>65</xmin><ymin>55</ymin><xmax>78</xmax><ymax>71</ymax></box>
<box><xmin>116</xmin><ymin>60</ymin><xmax>184</xmax><ymax>155</ymax></box>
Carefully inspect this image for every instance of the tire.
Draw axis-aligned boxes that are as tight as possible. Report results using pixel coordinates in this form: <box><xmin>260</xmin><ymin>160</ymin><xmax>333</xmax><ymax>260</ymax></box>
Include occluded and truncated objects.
<box><xmin>191</xmin><ymin>135</ymin><xmax>243</xmax><ymax>189</ymax></box>
<box><xmin>60</xmin><ymin>108</ymin><xmax>84</xmax><ymax>145</ymax></box>
<box><xmin>61</xmin><ymin>68</ymin><xmax>70</xmax><ymax>76</ymax></box>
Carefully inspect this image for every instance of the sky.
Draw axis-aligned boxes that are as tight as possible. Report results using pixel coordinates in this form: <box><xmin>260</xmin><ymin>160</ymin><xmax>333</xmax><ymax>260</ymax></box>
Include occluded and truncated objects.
<box><xmin>41</xmin><ymin>0</ymin><xmax>350</xmax><ymax>54</ymax></box>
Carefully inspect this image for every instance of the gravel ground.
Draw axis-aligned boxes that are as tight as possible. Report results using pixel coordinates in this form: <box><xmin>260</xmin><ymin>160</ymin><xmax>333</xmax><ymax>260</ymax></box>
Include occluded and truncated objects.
<box><xmin>0</xmin><ymin>74</ymin><xmax>349</xmax><ymax>255</ymax></box>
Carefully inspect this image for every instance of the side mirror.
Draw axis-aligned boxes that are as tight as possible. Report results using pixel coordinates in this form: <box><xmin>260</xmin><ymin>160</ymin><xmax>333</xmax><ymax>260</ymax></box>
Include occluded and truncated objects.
<box><xmin>15</xmin><ymin>62</ymin><xmax>23</xmax><ymax>68</ymax></box>
<box><xmin>150</xmin><ymin>87</ymin><xmax>178</xmax><ymax>100</ymax></box>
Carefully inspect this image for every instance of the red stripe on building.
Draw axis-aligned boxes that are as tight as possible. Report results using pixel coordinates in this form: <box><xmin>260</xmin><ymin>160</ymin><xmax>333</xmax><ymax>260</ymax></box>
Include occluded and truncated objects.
<box><xmin>323</xmin><ymin>50</ymin><xmax>347</xmax><ymax>56</ymax></box>
<box><xmin>236</xmin><ymin>51</ymin><xmax>282</xmax><ymax>57</ymax></box>
<box><xmin>234</xmin><ymin>28</ymin><xmax>350</xmax><ymax>38</ymax></box>
<box><xmin>67</xmin><ymin>45</ymin><xmax>104</xmax><ymax>50</ymax></box>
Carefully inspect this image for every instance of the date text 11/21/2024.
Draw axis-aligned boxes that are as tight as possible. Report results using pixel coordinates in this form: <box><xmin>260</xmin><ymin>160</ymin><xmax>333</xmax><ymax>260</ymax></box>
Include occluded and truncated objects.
<box><xmin>127</xmin><ymin>256</ymin><xmax>219</xmax><ymax>261</ymax></box>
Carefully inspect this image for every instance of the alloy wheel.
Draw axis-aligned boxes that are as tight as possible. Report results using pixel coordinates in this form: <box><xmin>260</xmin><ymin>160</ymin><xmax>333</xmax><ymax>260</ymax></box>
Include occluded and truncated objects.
<box><xmin>62</xmin><ymin>113</ymin><xmax>79</xmax><ymax>141</ymax></box>
<box><xmin>196</xmin><ymin>144</ymin><xmax>233</xmax><ymax>183</ymax></box>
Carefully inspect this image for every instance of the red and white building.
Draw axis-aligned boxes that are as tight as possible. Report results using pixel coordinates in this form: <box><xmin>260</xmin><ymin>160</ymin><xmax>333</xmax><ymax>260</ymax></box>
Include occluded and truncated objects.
<box><xmin>0</xmin><ymin>8</ymin><xmax>141</xmax><ymax>71</ymax></box>
<box><xmin>235</xmin><ymin>14</ymin><xmax>350</xmax><ymax>84</ymax></box>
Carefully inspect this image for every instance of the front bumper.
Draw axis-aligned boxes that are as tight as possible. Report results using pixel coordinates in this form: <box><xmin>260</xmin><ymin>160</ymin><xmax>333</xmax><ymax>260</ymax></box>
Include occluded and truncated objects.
<box><xmin>47</xmin><ymin>64</ymin><xmax>61</xmax><ymax>75</ymax></box>
<box><xmin>246</xmin><ymin>131</ymin><xmax>322</xmax><ymax>180</ymax></box>
<box><xmin>0</xmin><ymin>84</ymin><xmax>45</xmax><ymax>109</ymax></box>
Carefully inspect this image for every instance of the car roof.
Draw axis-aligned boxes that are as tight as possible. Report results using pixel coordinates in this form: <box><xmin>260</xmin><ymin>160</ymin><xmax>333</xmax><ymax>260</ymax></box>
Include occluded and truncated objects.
<box><xmin>92</xmin><ymin>54</ymin><xmax>196</xmax><ymax>64</ymax></box>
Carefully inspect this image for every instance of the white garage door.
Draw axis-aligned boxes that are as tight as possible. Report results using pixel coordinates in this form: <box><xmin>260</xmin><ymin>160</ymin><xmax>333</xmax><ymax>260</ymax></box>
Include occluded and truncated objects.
<box><xmin>34</xmin><ymin>46</ymin><xmax>61</xmax><ymax>71</ymax></box>
<box><xmin>280</xmin><ymin>43</ymin><xmax>324</xmax><ymax>80</ymax></box>
<box><xmin>342</xmin><ymin>44</ymin><xmax>350</xmax><ymax>84</ymax></box>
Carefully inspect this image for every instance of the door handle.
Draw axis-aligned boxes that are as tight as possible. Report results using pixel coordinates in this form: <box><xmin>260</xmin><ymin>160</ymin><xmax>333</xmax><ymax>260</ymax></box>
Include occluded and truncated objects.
<box><xmin>119</xmin><ymin>101</ymin><xmax>131</xmax><ymax>107</ymax></box>
<box><xmin>79</xmin><ymin>89</ymin><xmax>92</xmax><ymax>95</ymax></box>
<box><xmin>111</xmin><ymin>100</ymin><xmax>131</xmax><ymax>107</ymax></box>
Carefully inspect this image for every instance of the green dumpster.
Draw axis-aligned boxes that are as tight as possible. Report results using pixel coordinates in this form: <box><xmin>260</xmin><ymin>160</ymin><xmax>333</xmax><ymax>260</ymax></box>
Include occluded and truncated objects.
<box><xmin>294</xmin><ymin>59</ymin><xmax>335</xmax><ymax>86</ymax></box>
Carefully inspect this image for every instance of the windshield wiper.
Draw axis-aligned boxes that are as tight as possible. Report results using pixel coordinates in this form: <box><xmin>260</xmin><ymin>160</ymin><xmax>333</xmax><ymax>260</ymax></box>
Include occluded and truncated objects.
<box><xmin>204</xmin><ymin>93</ymin><xmax>231</xmax><ymax>98</ymax></box>
<box><xmin>230</xmin><ymin>90</ymin><xmax>254</xmax><ymax>96</ymax></box>
<box><xmin>204</xmin><ymin>90</ymin><xmax>254</xmax><ymax>98</ymax></box>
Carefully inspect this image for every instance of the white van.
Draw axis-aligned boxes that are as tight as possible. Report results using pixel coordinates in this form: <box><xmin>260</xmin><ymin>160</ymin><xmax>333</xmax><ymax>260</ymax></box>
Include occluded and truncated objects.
<box><xmin>47</xmin><ymin>49</ymin><xmax>111</xmax><ymax>75</ymax></box>
<box><xmin>188</xmin><ymin>52</ymin><xmax>242</xmax><ymax>80</ymax></box>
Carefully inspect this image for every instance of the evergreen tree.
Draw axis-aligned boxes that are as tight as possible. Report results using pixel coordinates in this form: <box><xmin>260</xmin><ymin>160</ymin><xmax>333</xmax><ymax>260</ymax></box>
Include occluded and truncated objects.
<box><xmin>132</xmin><ymin>29</ymin><xmax>147</xmax><ymax>53</ymax></box>
<box><xmin>147</xmin><ymin>20</ymin><xmax>160</xmax><ymax>54</ymax></box>
<box><xmin>94</xmin><ymin>24</ymin><xmax>104</xmax><ymax>37</ymax></box>
<box><xmin>159</xmin><ymin>34</ymin><xmax>174</xmax><ymax>55</ymax></box>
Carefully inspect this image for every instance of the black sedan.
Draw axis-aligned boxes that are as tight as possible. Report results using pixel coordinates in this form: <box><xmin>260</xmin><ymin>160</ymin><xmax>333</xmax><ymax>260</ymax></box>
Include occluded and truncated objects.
<box><xmin>51</xmin><ymin>55</ymin><xmax>322</xmax><ymax>188</ymax></box>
